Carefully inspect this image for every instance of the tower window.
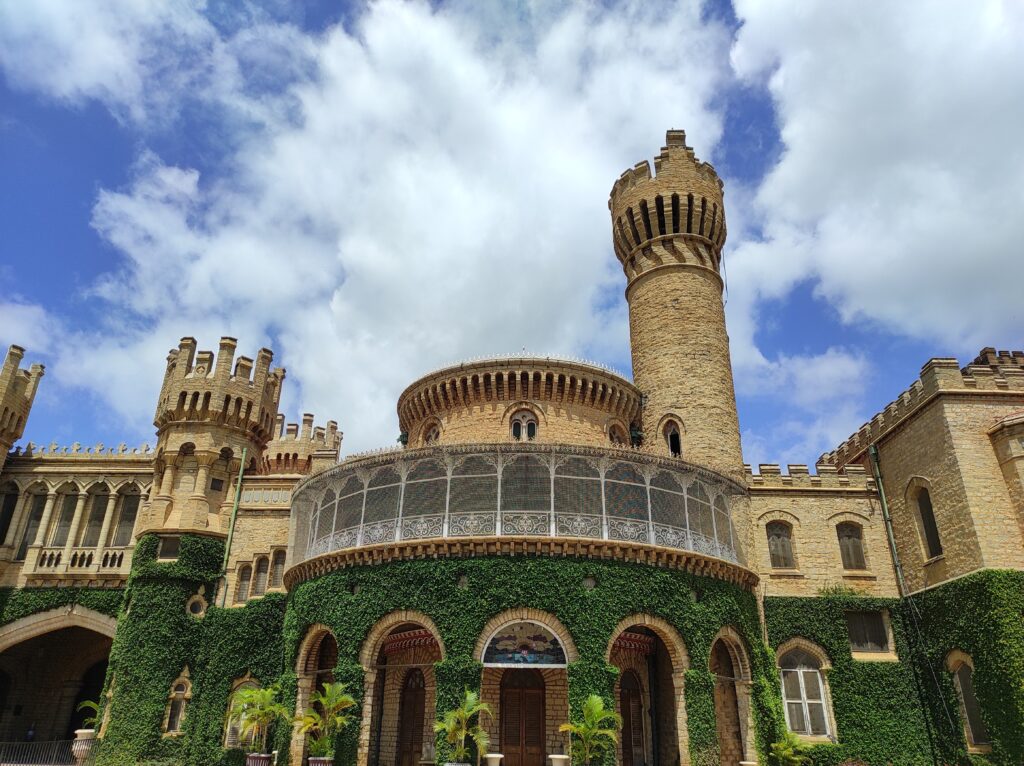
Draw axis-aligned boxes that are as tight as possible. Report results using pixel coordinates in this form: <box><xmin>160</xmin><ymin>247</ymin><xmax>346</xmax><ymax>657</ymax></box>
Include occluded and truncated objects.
<box><xmin>948</xmin><ymin>655</ymin><xmax>990</xmax><ymax>748</ymax></box>
<box><xmin>845</xmin><ymin>610</ymin><xmax>889</xmax><ymax>653</ymax></box>
<box><xmin>916</xmin><ymin>488</ymin><xmax>943</xmax><ymax>559</ymax></box>
<box><xmin>609</xmin><ymin>424</ymin><xmax>628</xmax><ymax>446</ymax></box>
<box><xmin>766</xmin><ymin>521</ymin><xmax>796</xmax><ymax>569</ymax></box>
<box><xmin>163</xmin><ymin>671</ymin><xmax>192</xmax><ymax>735</ymax></box>
<box><xmin>510</xmin><ymin>411</ymin><xmax>538</xmax><ymax>442</ymax></box>
<box><xmin>663</xmin><ymin>421</ymin><xmax>682</xmax><ymax>457</ymax></box>
<box><xmin>424</xmin><ymin>424</ymin><xmax>441</xmax><ymax>444</ymax></box>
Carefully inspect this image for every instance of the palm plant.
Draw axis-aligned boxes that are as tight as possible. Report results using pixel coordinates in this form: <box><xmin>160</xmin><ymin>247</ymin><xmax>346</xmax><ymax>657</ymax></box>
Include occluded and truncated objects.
<box><xmin>559</xmin><ymin>694</ymin><xmax>622</xmax><ymax>766</ymax></box>
<box><xmin>767</xmin><ymin>732</ymin><xmax>810</xmax><ymax>766</ymax></box>
<box><xmin>296</xmin><ymin>681</ymin><xmax>358</xmax><ymax>759</ymax></box>
<box><xmin>228</xmin><ymin>686</ymin><xmax>289</xmax><ymax>754</ymax></box>
<box><xmin>433</xmin><ymin>689</ymin><xmax>492</xmax><ymax>766</ymax></box>
<box><xmin>76</xmin><ymin>699</ymin><xmax>101</xmax><ymax>729</ymax></box>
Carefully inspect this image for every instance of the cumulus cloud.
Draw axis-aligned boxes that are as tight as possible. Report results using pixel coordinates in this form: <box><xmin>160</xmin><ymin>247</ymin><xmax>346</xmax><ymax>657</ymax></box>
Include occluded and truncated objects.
<box><xmin>730</xmin><ymin>0</ymin><xmax>1024</xmax><ymax>351</ymax></box>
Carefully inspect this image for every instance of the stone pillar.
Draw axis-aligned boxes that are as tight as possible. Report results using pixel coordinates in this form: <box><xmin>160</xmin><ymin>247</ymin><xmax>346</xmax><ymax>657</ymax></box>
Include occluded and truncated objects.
<box><xmin>32</xmin><ymin>492</ymin><xmax>58</xmax><ymax>547</ymax></box>
<box><xmin>2</xmin><ymin>491</ymin><xmax>31</xmax><ymax>548</ymax></box>
<box><xmin>62</xmin><ymin>492</ymin><xmax>89</xmax><ymax>561</ymax></box>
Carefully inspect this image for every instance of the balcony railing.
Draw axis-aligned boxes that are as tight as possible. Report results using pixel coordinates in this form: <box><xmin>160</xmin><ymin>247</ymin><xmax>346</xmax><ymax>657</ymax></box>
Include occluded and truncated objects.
<box><xmin>293</xmin><ymin>443</ymin><xmax>745</xmax><ymax>565</ymax></box>
<box><xmin>28</xmin><ymin>546</ymin><xmax>132</xmax><ymax>578</ymax></box>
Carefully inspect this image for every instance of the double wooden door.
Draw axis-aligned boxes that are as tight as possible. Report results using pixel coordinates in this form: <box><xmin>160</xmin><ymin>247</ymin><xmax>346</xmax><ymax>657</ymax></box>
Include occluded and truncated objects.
<box><xmin>501</xmin><ymin>670</ymin><xmax>545</xmax><ymax>766</ymax></box>
<box><xmin>397</xmin><ymin>669</ymin><xmax>426</xmax><ymax>766</ymax></box>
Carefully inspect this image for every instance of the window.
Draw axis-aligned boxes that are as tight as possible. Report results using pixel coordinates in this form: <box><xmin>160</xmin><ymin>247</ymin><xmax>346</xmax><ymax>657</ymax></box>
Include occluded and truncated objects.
<box><xmin>609</xmin><ymin>424</ymin><xmax>628</xmax><ymax>446</ymax></box>
<box><xmin>17</xmin><ymin>494</ymin><xmax>46</xmax><ymax>560</ymax></box>
<box><xmin>510</xmin><ymin>411</ymin><xmax>538</xmax><ymax>441</ymax></box>
<box><xmin>110</xmin><ymin>493</ymin><xmax>140</xmax><ymax>547</ymax></box>
<box><xmin>164</xmin><ymin>672</ymin><xmax>192</xmax><ymax>734</ymax></box>
<box><xmin>845</xmin><ymin>611</ymin><xmax>889</xmax><ymax>653</ymax></box>
<box><xmin>780</xmin><ymin>649</ymin><xmax>830</xmax><ymax>737</ymax></box>
<box><xmin>949</xmin><ymin>657</ymin><xmax>990</xmax><ymax>747</ymax></box>
<box><xmin>424</xmin><ymin>424</ymin><xmax>441</xmax><ymax>444</ymax></box>
<box><xmin>210</xmin><ymin>478</ymin><xmax>225</xmax><ymax>492</ymax></box>
<box><xmin>158</xmin><ymin>536</ymin><xmax>181</xmax><ymax>560</ymax></box>
<box><xmin>223</xmin><ymin>679</ymin><xmax>259</xmax><ymax>748</ymax></box>
<box><xmin>235</xmin><ymin>565</ymin><xmax>252</xmax><ymax>603</ymax></box>
<box><xmin>836</xmin><ymin>522</ymin><xmax>867</xmax><ymax>570</ymax></box>
<box><xmin>0</xmin><ymin>484</ymin><xmax>19</xmax><ymax>545</ymax></box>
<box><xmin>916</xmin><ymin>488</ymin><xmax>943</xmax><ymax>559</ymax></box>
<box><xmin>80</xmin><ymin>490</ymin><xmax>109</xmax><ymax>547</ymax></box>
<box><xmin>50</xmin><ymin>492</ymin><xmax>78</xmax><ymax>546</ymax></box>
<box><xmin>270</xmin><ymin>550</ymin><xmax>286</xmax><ymax>589</ymax></box>
<box><xmin>766</xmin><ymin>521</ymin><xmax>796</xmax><ymax>569</ymax></box>
<box><xmin>252</xmin><ymin>556</ymin><xmax>269</xmax><ymax>597</ymax></box>
<box><xmin>663</xmin><ymin>421</ymin><xmax>681</xmax><ymax>457</ymax></box>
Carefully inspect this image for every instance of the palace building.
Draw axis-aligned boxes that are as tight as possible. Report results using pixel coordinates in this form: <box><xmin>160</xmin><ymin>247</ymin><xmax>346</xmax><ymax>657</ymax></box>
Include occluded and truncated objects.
<box><xmin>0</xmin><ymin>130</ymin><xmax>1021</xmax><ymax>766</ymax></box>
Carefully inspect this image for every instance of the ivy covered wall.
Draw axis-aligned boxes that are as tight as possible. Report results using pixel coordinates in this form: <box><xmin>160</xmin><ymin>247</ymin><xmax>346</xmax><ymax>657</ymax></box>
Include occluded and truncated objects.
<box><xmin>0</xmin><ymin>584</ymin><xmax>123</xmax><ymax>626</ymax></box>
<box><xmin>764</xmin><ymin>569</ymin><xmax>1024</xmax><ymax>766</ymax></box>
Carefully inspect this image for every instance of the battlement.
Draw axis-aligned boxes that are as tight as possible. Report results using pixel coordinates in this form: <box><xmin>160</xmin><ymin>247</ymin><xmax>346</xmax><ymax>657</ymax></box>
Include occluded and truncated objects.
<box><xmin>262</xmin><ymin>413</ymin><xmax>342</xmax><ymax>474</ymax></box>
<box><xmin>608</xmin><ymin>130</ymin><xmax>727</xmax><ymax>283</ymax></box>
<box><xmin>821</xmin><ymin>348</ymin><xmax>1024</xmax><ymax>468</ymax></box>
<box><xmin>0</xmin><ymin>345</ymin><xmax>45</xmax><ymax>448</ymax></box>
<box><xmin>154</xmin><ymin>336</ymin><xmax>285</xmax><ymax>446</ymax></box>
<box><xmin>9</xmin><ymin>441</ymin><xmax>154</xmax><ymax>459</ymax></box>
<box><xmin>745</xmin><ymin>463</ymin><xmax>875</xmax><ymax>492</ymax></box>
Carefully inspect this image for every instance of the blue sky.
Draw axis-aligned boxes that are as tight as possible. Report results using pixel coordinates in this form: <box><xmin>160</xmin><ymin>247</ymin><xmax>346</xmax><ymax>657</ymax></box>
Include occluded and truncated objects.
<box><xmin>1</xmin><ymin>0</ymin><xmax>1021</xmax><ymax>466</ymax></box>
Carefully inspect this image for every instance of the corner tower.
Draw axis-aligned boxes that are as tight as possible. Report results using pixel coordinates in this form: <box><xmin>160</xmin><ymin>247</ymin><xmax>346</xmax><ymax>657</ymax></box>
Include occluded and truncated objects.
<box><xmin>610</xmin><ymin>130</ymin><xmax>742</xmax><ymax>475</ymax></box>
<box><xmin>0</xmin><ymin>345</ymin><xmax>44</xmax><ymax>473</ymax></box>
<box><xmin>138</xmin><ymin>336</ymin><xmax>285</xmax><ymax>536</ymax></box>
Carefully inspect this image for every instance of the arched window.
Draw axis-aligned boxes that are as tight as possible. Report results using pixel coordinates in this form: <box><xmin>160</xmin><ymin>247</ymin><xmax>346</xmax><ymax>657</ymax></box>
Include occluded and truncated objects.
<box><xmin>948</xmin><ymin>655</ymin><xmax>990</xmax><ymax>748</ymax></box>
<box><xmin>163</xmin><ymin>670</ymin><xmax>192</xmax><ymax>735</ymax></box>
<box><xmin>0</xmin><ymin>483</ymin><xmax>19</xmax><ymax>545</ymax></box>
<box><xmin>235</xmin><ymin>565</ymin><xmax>252</xmax><ymax>603</ymax></box>
<box><xmin>766</xmin><ymin>521</ymin><xmax>796</xmax><ymax>569</ymax></box>
<box><xmin>663</xmin><ymin>421</ymin><xmax>682</xmax><ymax>457</ymax></box>
<box><xmin>16</xmin><ymin>492</ymin><xmax>46</xmax><ymax>561</ymax></box>
<box><xmin>270</xmin><ymin>550</ymin><xmax>287</xmax><ymax>589</ymax></box>
<box><xmin>836</xmin><ymin>522</ymin><xmax>866</xmax><ymax>570</ymax></box>
<box><xmin>80</xmin><ymin>487</ymin><xmax>110</xmax><ymax>548</ymax></box>
<box><xmin>223</xmin><ymin>678</ymin><xmax>259</xmax><ymax>748</ymax></box>
<box><xmin>510</xmin><ymin>411</ymin><xmax>538</xmax><ymax>442</ymax></box>
<box><xmin>916</xmin><ymin>488</ymin><xmax>943</xmax><ymax>559</ymax></box>
<box><xmin>779</xmin><ymin>649</ymin><xmax>830</xmax><ymax>737</ymax></box>
<box><xmin>110</xmin><ymin>490</ymin><xmax>141</xmax><ymax>547</ymax></box>
<box><xmin>50</xmin><ymin>489</ymin><xmax>79</xmax><ymax>546</ymax></box>
<box><xmin>424</xmin><ymin>424</ymin><xmax>441</xmax><ymax>445</ymax></box>
<box><xmin>609</xmin><ymin>424</ymin><xmax>628</xmax><ymax>446</ymax></box>
<box><xmin>252</xmin><ymin>557</ymin><xmax>270</xmax><ymax>597</ymax></box>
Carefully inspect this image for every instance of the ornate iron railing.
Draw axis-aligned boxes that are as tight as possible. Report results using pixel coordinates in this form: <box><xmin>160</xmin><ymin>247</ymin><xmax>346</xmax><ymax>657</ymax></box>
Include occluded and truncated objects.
<box><xmin>293</xmin><ymin>444</ymin><xmax>744</xmax><ymax>565</ymax></box>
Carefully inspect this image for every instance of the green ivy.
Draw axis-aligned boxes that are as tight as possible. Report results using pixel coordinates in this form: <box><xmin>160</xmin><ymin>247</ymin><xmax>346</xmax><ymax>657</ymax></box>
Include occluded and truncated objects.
<box><xmin>763</xmin><ymin>570</ymin><xmax>1024</xmax><ymax>766</ymax></box>
<box><xmin>0</xmin><ymin>585</ymin><xmax>123</xmax><ymax>625</ymax></box>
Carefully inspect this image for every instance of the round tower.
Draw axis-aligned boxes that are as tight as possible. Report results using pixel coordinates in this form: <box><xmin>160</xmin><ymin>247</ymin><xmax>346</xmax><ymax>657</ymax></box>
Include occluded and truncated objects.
<box><xmin>138</xmin><ymin>336</ymin><xmax>285</xmax><ymax>537</ymax></box>
<box><xmin>609</xmin><ymin>130</ymin><xmax>743</xmax><ymax>476</ymax></box>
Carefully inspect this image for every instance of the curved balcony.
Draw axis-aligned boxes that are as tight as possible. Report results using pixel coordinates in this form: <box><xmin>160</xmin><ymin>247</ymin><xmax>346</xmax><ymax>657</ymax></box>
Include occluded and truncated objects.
<box><xmin>289</xmin><ymin>444</ymin><xmax>747</xmax><ymax>571</ymax></box>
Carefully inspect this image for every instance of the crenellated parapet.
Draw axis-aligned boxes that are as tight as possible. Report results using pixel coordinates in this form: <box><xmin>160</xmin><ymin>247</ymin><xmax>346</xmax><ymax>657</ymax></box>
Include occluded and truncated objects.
<box><xmin>745</xmin><ymin>463</ymin><xmax>875</xmax><ymax>493</ymax></box>
<box><xmin>820</xmin><ymin>348</ymin><xmax>1024</xmax><ymax>468</ymax></box>
<box><xmin>154</xmin><ymin>336</ymin><xmax>285</xmax><ymax>447</ymax></box>
<box><xmin>262</xmin><ymin>413</ymin><xmax>342</xmax><ymax>475</ymax></box>
<box><xmin>609</xmin><ymin>130</ymin><xmax>727</xmax><ymax>290</ymax></box>
<box><xmin>0</xmin><ymin>345</ymin><xmax>44</xmax><ymax>465</ymax></box>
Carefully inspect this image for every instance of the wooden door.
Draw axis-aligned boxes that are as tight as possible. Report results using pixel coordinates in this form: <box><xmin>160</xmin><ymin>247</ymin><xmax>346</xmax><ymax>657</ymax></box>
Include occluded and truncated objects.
<box><xmin>397</xmin><ymin>669</ymin><xmax>426</xmax><ymax>766</ymax></box>
<box><xmin>620</xmin><ymin>671</ymin><xmax>645</xmax><ymax>766</ymax></box>
<box><xmin>501</xmin><ymin>670</ymin><xmax>545</xmax><ymax>766</ymax></box>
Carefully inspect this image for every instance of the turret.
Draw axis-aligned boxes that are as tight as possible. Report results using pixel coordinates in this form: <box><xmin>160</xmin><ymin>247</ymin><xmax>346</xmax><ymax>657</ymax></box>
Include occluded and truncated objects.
<box><xmin>0</xmin><ymin>345</ymin><xmax>44</xmax><ymax>472</ymax></box>
<box><xmin>262</xmin><ymin>413</ymin><xmax>342</xmax><ymax>475</ymax></box>
<box><xmin>138</xmin><ymin>337</ymin><xmax>286</xmax><ymax>537</ymax></box>
<box><xmin>610</xmin><ymin>130</ymin><xmax>743</xmax><ymax>476</ymax></box>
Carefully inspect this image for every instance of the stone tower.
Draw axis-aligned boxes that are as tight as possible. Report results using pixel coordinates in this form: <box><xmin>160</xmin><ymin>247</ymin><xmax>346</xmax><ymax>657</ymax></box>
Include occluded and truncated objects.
<box><xmin>610</xmin><ymin>130</ymin><xmax>743</xmax><ymax>476</ymax></box>
<box><xmin>138</xmin><ymin>337</ymin><xmax>285</xmax><ymax>537</ymax></box>
<box><xmin>0</xmin><ymin>345</ymin><xmax>44</xmax><ymax>473</ymax></box>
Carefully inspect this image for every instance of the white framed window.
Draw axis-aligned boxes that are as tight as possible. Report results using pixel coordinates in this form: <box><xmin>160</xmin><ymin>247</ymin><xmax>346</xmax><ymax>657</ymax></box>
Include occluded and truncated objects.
<box><xmin>510</xmin><ymin>411</ymin><xmax>538</xmax><ymax>441</ymax></box>
<box><xmin>780</xmin><ymin>649</ymin><xmax>830</xmax><ymax>737</ymax></box>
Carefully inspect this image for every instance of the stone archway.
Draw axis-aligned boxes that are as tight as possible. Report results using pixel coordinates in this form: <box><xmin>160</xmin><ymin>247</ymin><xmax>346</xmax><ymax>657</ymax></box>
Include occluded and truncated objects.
<box><xmin>0</xmin><ymin>607</ymin><xmax>117</xmax><ymax>741</ymax></box>
<box><xmin>607</xmin><ymin>614</ymin><xmax>691</xmax><ymax>766</ymax></box>
<box><xmin>709</xmin><ymin>627</ymin><xmax>758</xmax><ymax>766</ymax></box>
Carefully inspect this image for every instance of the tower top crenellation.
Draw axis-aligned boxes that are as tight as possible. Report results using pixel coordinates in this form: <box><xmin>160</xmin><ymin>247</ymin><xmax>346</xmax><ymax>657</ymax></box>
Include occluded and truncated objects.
<box><xmin>0</xmin><ymin>344</ymin><xmax>45</xmax><ymax>450</ymax></box>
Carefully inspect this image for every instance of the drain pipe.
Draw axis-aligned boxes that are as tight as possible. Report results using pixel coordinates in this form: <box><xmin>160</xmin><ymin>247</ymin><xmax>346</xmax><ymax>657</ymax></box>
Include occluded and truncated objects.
<box><xmin>868</xmin><ymin>444</ymin><xmax>907</xmax><ymax>598</ymax></box>
<box><xmin>219</xmin><ymin>446</ymin><xmax>247</xmax><ymax>607</ymax></box>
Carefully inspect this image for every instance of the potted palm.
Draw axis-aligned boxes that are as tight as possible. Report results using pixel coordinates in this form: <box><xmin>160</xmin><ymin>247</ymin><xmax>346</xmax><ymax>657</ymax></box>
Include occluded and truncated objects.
<box><xmin>558</xmin><ymin>694</ymin><xmax>621</xmax><ymax>766</ymax></box>
<box><xmin>434</xmin><ymin>689</ymin><xmax>492</xmax><ymax>766</ymax></box>
<box><xmin>228</xmin><ymin>685</ymin><xmax>289</xmax><ymax>766</ymax></box>
<box><xmin>72</xmin><ymin>700</ymin><xmax>100</xmax><ymax>765</ymax></box>
<box><xmin>295</xmin><ymin>681</ymin><xmax>358</xmax><ymax>766</ymax></box>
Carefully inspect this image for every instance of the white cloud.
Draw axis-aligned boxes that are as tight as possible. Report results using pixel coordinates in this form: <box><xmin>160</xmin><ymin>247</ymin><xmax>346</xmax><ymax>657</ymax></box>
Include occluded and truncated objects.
<box><xmin>730</xmin><ymin>0</ymin><xmax>1024</xmax><ymax>351</ymax></box>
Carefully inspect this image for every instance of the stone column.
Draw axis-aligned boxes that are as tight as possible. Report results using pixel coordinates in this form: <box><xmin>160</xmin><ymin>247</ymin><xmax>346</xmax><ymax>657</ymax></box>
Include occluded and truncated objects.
<box><xmin>2</xmin><ymin>491</ymin><xmax>32</xmax><ymax>548</ymax></box>
<box><xmin>32</xmin><ymin>492</ymin><xmax>58</xmax><ymax>547</ymax></box>
<box><xmin>62</xmin><ymin>492</ymin><xmax>89</xmax><ymax>561</ymax></box>
<box><xmin>93</xmin><ymin>492</ymin><xmax>119</xmax><ymax>568</ymax></box>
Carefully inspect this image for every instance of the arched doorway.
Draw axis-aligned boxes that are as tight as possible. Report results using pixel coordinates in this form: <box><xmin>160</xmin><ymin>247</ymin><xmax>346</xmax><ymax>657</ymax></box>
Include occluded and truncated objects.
<box><xmin>396</xmin><ymin>669</ymin><xmax>426</xmax><ymax>766</ymax></box>
<box><xmin>291</xmin><ymin>628</ymin><xmax>339</xmax><ymax>765</ymax></box>
<box><xmin>501</xmin><ymin>669</ymin><xmax>545</xmax><ymax>766</ymax></box>
<box><xmin>620</xmin><ymin>670</ymin><xmax>644</xmax><ymax>766</ymax></box>
<box><xmin>709</xmin><ymin>631</ymin><xmax>756</xmax><ymax>766</ymax></box>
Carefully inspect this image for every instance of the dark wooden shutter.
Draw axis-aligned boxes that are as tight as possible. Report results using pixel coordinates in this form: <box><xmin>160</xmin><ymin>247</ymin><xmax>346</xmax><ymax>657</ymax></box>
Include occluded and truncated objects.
<box><xmin>502</xmin><ymin>670</ymin><xmax>545</xmax><ymax>766</ymax></box>
<box><xmin>620</xmin><ymin>671</ymin><xmax>644</xmax><ymax>766</ymax></box>
<box><xmin>397</xmin><ymin>669</ymin><xmax>426</xmax><ymax>766</ymax></box>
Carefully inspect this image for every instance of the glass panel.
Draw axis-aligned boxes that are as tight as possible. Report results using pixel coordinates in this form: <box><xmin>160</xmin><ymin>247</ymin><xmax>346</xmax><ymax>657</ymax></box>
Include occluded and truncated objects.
<box><xmin>802</xmin><ymin>670</ymin><xmax>823</xmax><ymax>701</ymax></box>
<box><xmin>786</xmin><ymin>702</ymin><xmax>807</xmax><ymax>734</ymax></box>
<box><xmin>846</xmin><ymin>611</ymin><xmax>888</xmax><ymax>652</ymax></box>
<box><xmin>80</xmin><ymin>494</ymin><xmax>109</xmax><ymax>547</ymax></box>
<box><xmin>111</xmin><ymin>495</ymin><xmax>140</xmax><ymax>547</ymax></box>
<box><xmin>17</xmin><ymin>495</ymin><xmax>46</xmax><ymax>560</ymax></box>
<box><xmin>483</xmin><ymin>622</ymin><xmax>567</xmax><ymax>665</ymax></box>
<box><xmin>917</xmin><ymin>489</ymin><xmax>943</xmax><ymax>557</ymax></box>
<box><xmin>956</xmin><ymin>665</ymin><xmax>990</xmax><ymax>745</ymax></box>
<box><xmin>807</xmin><ymin>701</ymin><xmax>828</xmax><ymax>735</ymax></box>
<box><xmin>50</xmin><ymin>494</ymin><xmax>78</xmax><ymax>546</ymax></box>
<box><xmin>781</xmin><ymin>670</ymin><xmax>802</xmax><ymax>700</ymax></box>
<box><xmin>501</xmin><ymin>455</ymin><xmax>550</xmax><ymax>512</ymax></box>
